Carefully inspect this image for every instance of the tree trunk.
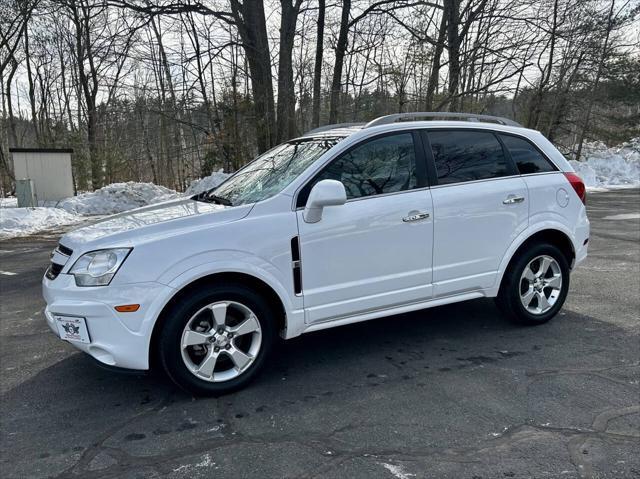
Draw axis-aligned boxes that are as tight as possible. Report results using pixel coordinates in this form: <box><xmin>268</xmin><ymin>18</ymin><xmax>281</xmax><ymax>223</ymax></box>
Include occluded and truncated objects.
<box><xmin>23</xmin><ymin>25</ymin><xmax>40</xmax><ymax>143</ymax></box>
<box><xmin>527</xmin><ymin>0</ymin><xmax>559</xmax><ymax>129</ymax></box>
<box><xmin>444</xmin><ymin>0</ymin><xmax>461</xmax><ymax>112</ymax></box>
<box><xmin>425</xmin><ymin>11</ymin><xmax>447</xmax><ymax>110</ymax></box>
<box><xmin>329</xmin><ymin>0</ymin><xmax>351</xmax><ymax>124</ymax></box>
<box><xmin>231</xmin><ymin>0</ymin><xmax>276</xmax><ymax>153</ymax></box>
<box><xmin>5</xmin><ymin>58</ymin><xmax>19</xmax><ymax>147</ymax></box>
<box><xmin>276</xmin><ymin>0</ymin><xmax>300</xmax><ymax>142</ymax></box>
<box><xmin>575</xmin><ymin>0</ymin><xmax>616</xmax><ymax>161</ymax></box>
<box><xmin>311</xmin><ymin>0</ymin><xmax>325</xmax><ymax>128</ymax></box>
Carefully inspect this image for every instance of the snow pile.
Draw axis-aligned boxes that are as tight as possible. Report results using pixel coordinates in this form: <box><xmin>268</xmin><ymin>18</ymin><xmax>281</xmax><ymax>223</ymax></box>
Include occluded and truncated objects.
<box><xmin>0</xmin><ymin>207</ymin><xmax>81</xmax><ymax>240</ymax></box>
<box><xmin>184</xmin><ymin>170</ymin><xmax>231</xmax><ymax>196</ymax></box>
<box><xmin>57</xmin><ymin>181</ymin><xmax>178</xmax><ymax>215</ymax></box>
<box><xmin>570</xmin><ymin>138</ymin><xmax>640</xmax><ymax>189</ymax></box>
<box><xmin>0</xmin><ymin>171</ymin><xmax>232</xmax><ymax>239</ymax></box>
<box><xmin>0</xmin><ymin>197</ymin><xmax>17</xmax><ymax>208</ymax></box>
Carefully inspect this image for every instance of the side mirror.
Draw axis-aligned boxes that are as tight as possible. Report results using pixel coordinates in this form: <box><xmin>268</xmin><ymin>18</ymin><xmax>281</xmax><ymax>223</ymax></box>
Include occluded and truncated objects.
<box><xmin>303</xmin><ymin>179</ymin><xmax>347</xmax><ymax>223</ymax></box>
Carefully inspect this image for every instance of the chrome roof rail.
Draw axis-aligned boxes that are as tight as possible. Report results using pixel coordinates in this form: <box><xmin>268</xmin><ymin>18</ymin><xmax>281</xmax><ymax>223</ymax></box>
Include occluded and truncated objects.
<box><xmin>304</xmin><ymin>122</ymin><xmax>366</xmax><ymax>135</ymax></box>
<box><xmin>365</xmin><ymin>112</ymin><xmax>522</xmax><ymax>128</ymax></box>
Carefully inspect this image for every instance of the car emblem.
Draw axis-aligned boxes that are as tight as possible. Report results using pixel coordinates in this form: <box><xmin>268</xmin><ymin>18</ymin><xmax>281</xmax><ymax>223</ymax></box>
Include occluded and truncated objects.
<box><xmin>62</xmin><ymin>323</ymin><xmax>80</xmax><ymax>335</ymax></box>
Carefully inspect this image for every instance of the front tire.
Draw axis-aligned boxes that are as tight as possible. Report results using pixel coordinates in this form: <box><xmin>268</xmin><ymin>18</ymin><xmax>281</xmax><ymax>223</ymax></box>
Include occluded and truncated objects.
<box><xmin>496</xmin><ymin>243</ymin><xmax>570</xmax><ymax>325</ymax></box>
<box><xmin>158</xmin><ymin>283</ymin><xmax>277</xmax><ymax>396</ymax></box>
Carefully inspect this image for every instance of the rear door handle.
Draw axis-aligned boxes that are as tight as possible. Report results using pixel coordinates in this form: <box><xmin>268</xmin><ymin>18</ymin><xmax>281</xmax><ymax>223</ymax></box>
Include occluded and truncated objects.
<box><xmin>503</xmin><ymin>195</ymin><xmax>525</xmax><ymax>205</ymax></box>
<box><xmin>403</xmin><ymin>212</ymin><xmax>430</xmax><ymax>222</ymax></box>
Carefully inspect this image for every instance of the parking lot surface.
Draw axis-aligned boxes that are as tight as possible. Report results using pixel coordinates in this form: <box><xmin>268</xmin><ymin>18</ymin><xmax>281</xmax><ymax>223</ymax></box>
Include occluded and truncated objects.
<box><xmin>1</xmin><ymin>189</ymin><xmax>638</xmax><ymax>479</ymax></box>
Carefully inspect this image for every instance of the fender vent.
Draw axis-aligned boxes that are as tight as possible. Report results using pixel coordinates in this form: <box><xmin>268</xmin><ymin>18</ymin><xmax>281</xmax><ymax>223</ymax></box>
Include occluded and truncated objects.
<box><xmin>291</xmin><ymin>236</ymin><xmax>302</xmax><ymax>295</ymax></box>
<box><xmin>58</xmin><ymin>243</ymin><xmax>73</xmax><ymax>256</ymax></box>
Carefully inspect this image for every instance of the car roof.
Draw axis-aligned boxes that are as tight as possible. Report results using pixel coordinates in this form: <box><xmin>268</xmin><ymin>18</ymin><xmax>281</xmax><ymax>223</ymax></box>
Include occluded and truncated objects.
<box><xmin>297</xmin><ymin>112</ymin><xmax>528</xmax><ymax>141</ymax></box>
<box><xmin>298</xmin><ymin>122</ymin><xmax>536</xmax><ymax>143</ymax></box>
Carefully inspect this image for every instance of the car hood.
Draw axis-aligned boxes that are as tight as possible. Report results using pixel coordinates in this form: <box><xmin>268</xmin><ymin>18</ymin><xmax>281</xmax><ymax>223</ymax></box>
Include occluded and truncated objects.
<box><xmin>60</xmin><ymin>197</ymin><xmax>252</xmax><ymax>250</ymax></box>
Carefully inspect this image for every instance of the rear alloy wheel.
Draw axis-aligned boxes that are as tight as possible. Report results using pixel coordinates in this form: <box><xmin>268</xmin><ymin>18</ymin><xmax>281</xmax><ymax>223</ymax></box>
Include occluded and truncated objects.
<box><xmin>519</xmin><ymin>255</ymin><xmax>563</xmax><ymax>315</ymax></box>
<box><xmin>159</xmin><ymin>284</ymin><xmax>277</xmax><ymax>396</ymax></box>
<box><xmin>496</xmin><ymin>243</ymin><xmax>570</xmax><ymax>325</ymax></box>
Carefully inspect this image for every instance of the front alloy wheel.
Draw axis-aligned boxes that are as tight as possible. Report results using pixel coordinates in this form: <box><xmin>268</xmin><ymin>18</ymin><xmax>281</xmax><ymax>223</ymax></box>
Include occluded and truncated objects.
<box><xmin>158</xmin><ymin>284</ymin><xmax>277</xmax><ymax>396</ymax></box>
<box><xmin>181</xmin><ymin>301</ymin><xmax>262</xmax><ymax>382</ymax></box>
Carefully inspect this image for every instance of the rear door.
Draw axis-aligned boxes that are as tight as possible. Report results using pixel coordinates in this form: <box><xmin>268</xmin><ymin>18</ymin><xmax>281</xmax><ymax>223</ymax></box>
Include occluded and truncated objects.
<box><xmin>422</xmin><ymin>129</ymin><xmax>529</xmax><ymax>297</ymax></box>
<box><xmin>296</xmin><ymin>131</ymin><xmax>434</xmax><ymax>324</ymax></box>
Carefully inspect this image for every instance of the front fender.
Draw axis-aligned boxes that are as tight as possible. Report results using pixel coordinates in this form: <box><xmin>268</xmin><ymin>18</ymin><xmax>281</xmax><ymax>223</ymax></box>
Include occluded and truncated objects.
<box><xmin>157</xmin><ymin>249</ymin><xmax>305</xmax><ymax>337</ymax></box>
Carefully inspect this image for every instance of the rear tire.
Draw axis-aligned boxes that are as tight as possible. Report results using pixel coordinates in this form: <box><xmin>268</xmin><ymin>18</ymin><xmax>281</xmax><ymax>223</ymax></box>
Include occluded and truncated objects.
<box><xmin>496</xmin><ymin>243</ymin><xmax>570</xmax><ymax>325</ymax></box>
<box><xmin>158</xmin><ymin>283</ymin><xmax>277</xmax><ymax>396</ymax></box>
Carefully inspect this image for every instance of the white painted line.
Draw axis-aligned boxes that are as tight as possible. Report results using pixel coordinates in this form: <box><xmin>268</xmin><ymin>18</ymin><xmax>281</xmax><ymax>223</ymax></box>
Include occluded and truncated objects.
<box><xmin>603</xmin><ymin>213</ymin><xmax>640</xmax><ymax>220</ymax></box>
<box><xmin>0</xmin><ymin>271</ymin><xmax>17</xmax><ymax>276</ymax></box>
<box><xmin>380</xmin><ymin>463</ymin><xmax>416</xmax><ymax>479</ymax></box>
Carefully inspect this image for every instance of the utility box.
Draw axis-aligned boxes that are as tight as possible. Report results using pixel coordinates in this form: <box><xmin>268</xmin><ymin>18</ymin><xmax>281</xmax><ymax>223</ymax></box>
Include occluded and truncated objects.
<box><xmin>10</xmin><ymin>148</ymin><xmax>74</xmax><ymax>202</ymax></box>
<box><xmin>15</xmin><ymin>179</ymin><xmax>37</xmax><ymax>207</ymax></box>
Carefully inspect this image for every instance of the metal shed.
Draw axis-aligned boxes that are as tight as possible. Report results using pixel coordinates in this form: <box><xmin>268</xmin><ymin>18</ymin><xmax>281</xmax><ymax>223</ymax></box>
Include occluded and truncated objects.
<box><xmin>10</xmin><ymin>148</ymin><xmax>74</xmax><ymax>202</ymax></box>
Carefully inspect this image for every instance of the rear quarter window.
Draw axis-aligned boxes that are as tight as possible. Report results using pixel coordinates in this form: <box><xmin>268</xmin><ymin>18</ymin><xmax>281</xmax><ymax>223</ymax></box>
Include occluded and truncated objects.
<box><xmin>499</xmin><ymin>134</ymin><xmax>557</xmax><ymax>174</ymax></box>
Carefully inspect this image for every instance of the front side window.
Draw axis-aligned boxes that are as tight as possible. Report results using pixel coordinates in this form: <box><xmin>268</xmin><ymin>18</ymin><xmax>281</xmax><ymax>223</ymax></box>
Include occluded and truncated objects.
<box><xmin>428</xmin><ymin>130</ymin><xmax>510</xmax><ymax>185</ymax></box>
<box><xmin>201</xmin><ymin>138</ymin><xmax>340</xmax><ymax>206</ymax></box>
<box><xmin>309</xmin><ymin>133</ymin><xmax>418</xmax><ymax>200</ymax></box>
<box><xmin>499</xmin><ymin>134</ymin><xmax>556</xmax><ymax>174</ymax></box>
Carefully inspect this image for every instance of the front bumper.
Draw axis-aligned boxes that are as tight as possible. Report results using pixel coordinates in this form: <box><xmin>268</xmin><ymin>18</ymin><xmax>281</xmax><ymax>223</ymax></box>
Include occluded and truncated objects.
<box><xmin>43</xmin><ymin>274</ymin><xmax>175</xmax><ymax>370</ymax></box>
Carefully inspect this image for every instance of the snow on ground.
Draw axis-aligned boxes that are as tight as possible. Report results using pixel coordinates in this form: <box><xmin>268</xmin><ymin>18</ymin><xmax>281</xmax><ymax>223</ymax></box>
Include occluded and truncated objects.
<box><xmin>0</xmin><ymin>207</ymin><xmax>82</xmax><ymax>240</ymax></box>
<box><xmin>184</xmin><ymin>169</ymin><xmax>230</xmax><ymax>195</ymax></box>
<box><xmin>570</xmin><ymin>138</ymin><xmax>640</xmax><ymax>190</ymax></box>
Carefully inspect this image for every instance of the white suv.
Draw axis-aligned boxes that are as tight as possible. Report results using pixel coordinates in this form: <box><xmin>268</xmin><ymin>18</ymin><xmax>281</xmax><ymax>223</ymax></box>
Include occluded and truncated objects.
<box><xmin>43</xmin><ymin>112</ymin><xmax>590</xmax><ymax>395</ymax></box>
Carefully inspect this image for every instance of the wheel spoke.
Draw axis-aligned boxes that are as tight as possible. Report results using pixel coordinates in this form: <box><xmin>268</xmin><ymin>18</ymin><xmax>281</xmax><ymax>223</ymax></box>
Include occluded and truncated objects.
<box><xmin>545</xmin><ymin>274</ymin><xmax>562</xmax><ymax>289</ymax></box>
<box><xmin>197</xmin><ymin>351</ymin><xmax>219</xmax><ymax>378</ymax></box>
<box><xmin>523</xmin><ymin>266</ymin><xmax>535</xmax><ymax>282</ymax></box>
<box><xmin>521</xmin><ymin>288</ymin><xmax>535</xmax><ymax>307</ymax></box>
<box><xmin>182</xmin><ymin>330</ymin><xmax>210</xmax><ymax>347</ymax></box>
<box><xmin>209</xmin><ymin>303</ymin><xmax>228</xmax><ymax>328</ymax></box>
<box><xmin>227</xmin><ymin>347</ymin><xmax>252</xmax><ymax>371</ymax></box>
<box><xmin>536</xmin><ymin>291</ymin><xmax>550</xmax><ymax>311</ymax></box>
<box><xmin>538</xmin><ymin>257</ymin><xmax>552</xmax><ymax>277</ymax></box>
<box><xmin>230</xmin><ymin>315</ymin><xmax>260</xmax><ymax>336</ymax></box>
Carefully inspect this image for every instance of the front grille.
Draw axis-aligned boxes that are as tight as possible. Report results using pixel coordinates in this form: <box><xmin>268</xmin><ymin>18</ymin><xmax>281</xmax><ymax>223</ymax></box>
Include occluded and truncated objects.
<box><xmin>46</xmin><ymin>263</ymin><xmax>63</xmax><ymax>280</ymax></box>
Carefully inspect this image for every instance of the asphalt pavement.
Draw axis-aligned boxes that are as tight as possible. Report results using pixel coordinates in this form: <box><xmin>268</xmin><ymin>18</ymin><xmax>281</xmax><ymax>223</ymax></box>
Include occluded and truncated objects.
<box><xmin>1</xmin><ymin>189</ymin><xmax>638</xmax><ymax>479</ymax></box>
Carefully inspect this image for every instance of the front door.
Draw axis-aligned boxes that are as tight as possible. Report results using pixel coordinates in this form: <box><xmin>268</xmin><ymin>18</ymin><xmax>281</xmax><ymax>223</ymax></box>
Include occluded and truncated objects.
<box><xmin>295</xmin><ymin>132</ymin><xmax>434</xmax><ymax>324</ymax></box>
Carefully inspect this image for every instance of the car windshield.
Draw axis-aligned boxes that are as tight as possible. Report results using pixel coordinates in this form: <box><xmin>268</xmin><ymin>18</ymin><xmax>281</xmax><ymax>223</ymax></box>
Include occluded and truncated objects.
<box><xmin>198</xmin><ymin>137</ymin><xmax>340</xmax><ymax>206</ymax></box>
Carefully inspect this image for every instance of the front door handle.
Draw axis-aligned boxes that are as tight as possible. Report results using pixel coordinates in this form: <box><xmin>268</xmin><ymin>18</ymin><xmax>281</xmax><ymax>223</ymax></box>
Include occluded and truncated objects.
<box><xmin>403</xmin><ymin>212</ymin><xmax>430</xmax><ymax>222</ymax></box>
<box><xmin>503</xmin><ymin>195</ymin><xmax>525</xmax><ymax>205</ymax></box>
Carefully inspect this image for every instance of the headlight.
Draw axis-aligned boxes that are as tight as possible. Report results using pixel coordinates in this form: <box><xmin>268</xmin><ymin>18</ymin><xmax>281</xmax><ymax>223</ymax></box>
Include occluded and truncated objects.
<box><xmin>69</xmin><ymin>248</ymin><xmax>132</xmax><ymax>287</ymax></box>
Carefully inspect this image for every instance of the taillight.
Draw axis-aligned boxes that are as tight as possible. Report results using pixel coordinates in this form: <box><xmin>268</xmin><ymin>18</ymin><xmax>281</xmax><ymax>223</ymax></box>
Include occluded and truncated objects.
<box><xmin>564</xmin><ymin>172</ymin><xmax>586</xmax><ymax>204</ymax></box>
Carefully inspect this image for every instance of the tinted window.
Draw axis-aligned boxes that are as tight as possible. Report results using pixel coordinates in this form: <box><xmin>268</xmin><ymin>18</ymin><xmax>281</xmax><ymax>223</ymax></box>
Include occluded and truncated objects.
<box><xmin>428</xmin><ymin>130</ymin><xmax>510</xmax><ymax>185</ymax></box>
<box><xmin>311</xmin><ymin>133</ymin><xmax>418</xmax><ymax>200</ymax></box>
<box><xmin>500</xmin><ymin>134</ymin><xmax>556</xmax><ymax>174</ymax></box>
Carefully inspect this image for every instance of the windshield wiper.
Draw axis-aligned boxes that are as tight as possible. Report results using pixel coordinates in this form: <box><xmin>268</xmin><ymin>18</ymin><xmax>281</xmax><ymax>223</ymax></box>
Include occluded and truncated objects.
<box><xmin>194</xmin><ymin>192</ymin><xmax>233</xmax><ymax>206</ymax></box>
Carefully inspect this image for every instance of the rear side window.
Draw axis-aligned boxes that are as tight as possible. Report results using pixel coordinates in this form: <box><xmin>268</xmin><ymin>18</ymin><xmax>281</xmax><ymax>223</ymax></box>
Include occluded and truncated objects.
<box><xmin>499</xmin><ymin>134</ymin><xmax>556</xmax><ymax>174</ymax></box>
<box><xmin>309</xmin><ymin>133</ymin><xmax>418</xmax><ymax>200</ymax></box>
<box><xmin>428</xmin><ymin>130</ymin><xmax>510</xmax><ymax>185</ymax></box>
